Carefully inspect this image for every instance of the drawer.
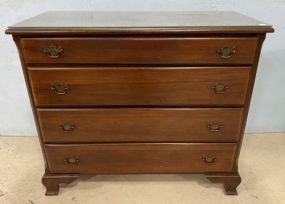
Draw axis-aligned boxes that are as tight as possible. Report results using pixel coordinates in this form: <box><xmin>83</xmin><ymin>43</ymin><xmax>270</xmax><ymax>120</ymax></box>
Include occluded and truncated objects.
<box><xmin>28</xmin><ymin>67</ymin><xmax>251</xmax><ymax>106</ymax></box>
<box><xmin>21</xmin><ymin>37</ymin><xmax>258</xmax><ymax>65</ymax></box>
<box><xmin>38</xmin><ymin>108</ymin><xmax>243</xmax><ymax>143</ymax></box>
<box><xmin>44</xmin><ymin>143</ymin><xmax>237</xmax><ymax>174</ymax></box>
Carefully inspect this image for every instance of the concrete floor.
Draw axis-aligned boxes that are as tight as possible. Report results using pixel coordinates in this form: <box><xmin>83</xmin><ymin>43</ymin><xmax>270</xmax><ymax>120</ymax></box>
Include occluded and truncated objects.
<box><xmin>0</xmin><ymin>133</ymin><xmax>284</xmax><ymax>204</ymax></box>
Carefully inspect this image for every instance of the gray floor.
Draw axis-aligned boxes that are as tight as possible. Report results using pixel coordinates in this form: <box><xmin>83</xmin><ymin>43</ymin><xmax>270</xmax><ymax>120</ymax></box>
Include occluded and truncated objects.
<box><xmin>0</xmin><ymin>133</ymin><xmax>284</xmax><ymax>204</ymax></box>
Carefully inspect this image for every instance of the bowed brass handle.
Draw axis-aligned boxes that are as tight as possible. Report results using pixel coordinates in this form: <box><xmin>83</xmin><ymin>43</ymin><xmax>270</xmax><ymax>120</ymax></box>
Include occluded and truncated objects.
<box><xmin>43</xmin><ymin>44</ymin><xmax>63</xmax><ymax>58</ymax></box>
<box><xmin>50</xmin><ymin>84</ymin><xmax>69</xmax><ymax>95</ymax></box>
<box><xmin>207</xmin><ymin>122</ymin><xmax>223</xmax><ymax>132</ymax></box>
<box><xmin>60</xmin><ymin>123</ymin><xmax>75</xmax><ymax>132</ymax></box>
<box><xmin>217</xmin><ymin>45</ymin><xmax>236</xmax><ymax>59</ymax></box>
<box><xmin>202</xmin><ymin>155</ymin><xmax>216</xmax><ymax>164</ymax></box>
<box><xmin>212</xmin><ymin>83</ymin><xmax>229</xmax><ymax>94</ymax></box>
<box><xmin>64</xmin><ymin>157</ymin><xmax>80</xmax><ymax>164</ymax></box>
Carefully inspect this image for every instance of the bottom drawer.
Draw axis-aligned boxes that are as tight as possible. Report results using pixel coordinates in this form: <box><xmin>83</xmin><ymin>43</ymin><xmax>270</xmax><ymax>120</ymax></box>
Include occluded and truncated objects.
<box><xmin>45</xmin><ymin>143</ymin><xmax>236</xmax><ymax>174</ymax></box>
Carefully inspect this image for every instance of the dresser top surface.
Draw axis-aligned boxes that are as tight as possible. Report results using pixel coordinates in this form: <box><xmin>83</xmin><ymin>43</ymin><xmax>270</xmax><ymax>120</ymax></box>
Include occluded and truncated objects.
<box><xmin>6</xmin><ymin>11</ymin><xmax>273</xmax><ymax>34</ymax></box>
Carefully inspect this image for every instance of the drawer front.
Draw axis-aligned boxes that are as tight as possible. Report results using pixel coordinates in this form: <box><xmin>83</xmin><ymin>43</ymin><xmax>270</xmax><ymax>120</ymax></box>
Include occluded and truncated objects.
<box><xmin>45</xmin><ymin>143</ymin><xmax>236</xmax><ymax>174</ymax></box>
<box><xmin>38</xmin><ymin>108</ymin><xmax>243</xmax><ymax>143</ymax></box>
<box><xmin>21</xmin><ymin>38</ymin><xmax>258</xmax><ymax>64</ymax></box>
<box><xmin>28</xmin><ymin>67</ymin><xmax>251</xmax><ymax>106</ymax></box>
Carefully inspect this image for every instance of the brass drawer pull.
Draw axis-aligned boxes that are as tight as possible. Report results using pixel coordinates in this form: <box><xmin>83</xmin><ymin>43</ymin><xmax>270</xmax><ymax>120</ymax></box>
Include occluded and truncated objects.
<box><xmin>202</xmin><ymin>155</ymin><xmax>216</xmax><ymax>164</ymax></box>
<box><xmin>207</xmin><ymin>122</ymin><xmax>223</xmax><ymax>132</ymax></box>
<box><xmin>216</xmin><ymin>45</ymin><xmax>236</xmax><ymax>59</ymax></box>
<box><xmin>212</xmin><ymin>83</ymin><xmax>229</xmax><ymax>94</ymax></box>
<box><xmin>60</xmin><ymin>123</ymin><xmax>75</xmax><ymax>132</ymax></box>
<box><xmin>43</xmin><ymin>44</ymin><xmax>63</xmax><ymax>58</ymax></box>
<box><xmin>50</xmin><ymin>84</ymin><xmax>69</xmax><ymax>95</ymax></box>
<box><xmin>64</xmin><ymin>157</ymin><xmax>80</xmax><ymax>164</ymax></box>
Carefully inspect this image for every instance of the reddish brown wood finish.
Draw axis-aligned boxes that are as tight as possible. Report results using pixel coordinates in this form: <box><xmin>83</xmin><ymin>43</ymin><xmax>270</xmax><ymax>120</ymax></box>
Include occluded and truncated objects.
<box><xmin>206</xmin><ymin>173</ymin><xmax>241</xmax><ymax>195</ymax></box>
<box><xmin>232</xmin><ymin>35</ymin><xmax>266</xmax><ymax>171</ymax></box>
<box><xmin>38</xmin><ymin>108</ymin><xmax>243</xmax><ymax>143</ymax></box>
<box><xmin>21</xmin><ymin>38</ymin><xmax>258</xmax><ymax>64</ymax></box>
<box><xmin>42</xmin><ymin>173</ymin><xmax>79</xmax><ymax>195</ymax></box>
<box><xmin>28</xmin><ymin>67</ymin><xmax>251</xmax><ymax>106</ymax></box>
<box><xmin>11</xmin><ymin>36</ymin><xmax>51</xmax><ymax>169</ymax></box>
<box><xmin>6</xmin><ymin>13</ymin><xmax>273</xmax><ymax>195</ymax></box>
<box><xmin>5</xmin><ymin>26</ymin><xmax>274</xmax><ymax>36</ymax></box>
<box><xmin>44</xmin><ymin>143</ymin><xmax>237</xmax><ymax>174</ymax></box>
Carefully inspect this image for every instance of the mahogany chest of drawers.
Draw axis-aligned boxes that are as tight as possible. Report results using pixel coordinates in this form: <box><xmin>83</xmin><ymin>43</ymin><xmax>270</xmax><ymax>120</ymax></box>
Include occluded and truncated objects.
<box><xmin>6</xmin><ymin>11</ymin><xmax>273</xmax><ymax>196</ymax></box>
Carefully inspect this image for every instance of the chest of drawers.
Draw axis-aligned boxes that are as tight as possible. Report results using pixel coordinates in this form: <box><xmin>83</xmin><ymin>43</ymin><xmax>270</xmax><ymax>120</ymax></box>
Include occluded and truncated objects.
<box><xmin>6</xmin><ymin>11</ymin><xmax>273</xmax><ymax>196</ymax></box>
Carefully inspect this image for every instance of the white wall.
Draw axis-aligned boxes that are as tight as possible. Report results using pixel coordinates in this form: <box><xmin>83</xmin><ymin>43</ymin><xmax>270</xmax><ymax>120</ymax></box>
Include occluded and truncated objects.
<box><xmin>0</xmin><ymin>0</ymin><xmax>284</xmax><ymax>136</ymax></box>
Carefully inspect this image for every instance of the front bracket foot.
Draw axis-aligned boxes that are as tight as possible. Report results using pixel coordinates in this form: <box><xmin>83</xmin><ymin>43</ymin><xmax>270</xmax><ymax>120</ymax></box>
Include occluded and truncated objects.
<box><xmin>42</xmin><ymin>173</ymin><xmax>79</xmax><ymax>196</ymax></box>
<box><xmin>206</xmin><ymin>173</ymin><xmax>241</xmax><ymax>195</ymax></box>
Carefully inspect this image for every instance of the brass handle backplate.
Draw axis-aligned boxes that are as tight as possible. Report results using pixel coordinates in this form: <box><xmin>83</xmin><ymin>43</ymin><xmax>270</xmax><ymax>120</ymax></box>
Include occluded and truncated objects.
<box><xmin>217</xmin><ymin>45</ymin><xmax>236</xmax><ymax>59</ymax></box>
<box><xmin>212</xmin><ymin>83</ymin><xmax>229</xmax><ymax>94</ymax></box>
<box><xmin>43</xmin><ymin>44</ymin><xmax>63</xmax><ymax>58</ymax></box>
<box><xmin>50</xmin><ymin>84</ymin><xmax>69</xmax><ymax>95</ymax></box>
<box><xmin>202</xmin><ymin>155</ymin><xmax>216</xmax><ymax>164</ymax></box>
<box><xmin>64</xmin><ymin>157</ymin><xmax>80</xmax><ymax>164</ymax></box>
<box><xmin>60</xmin><ymin>123</ymin><xmax>75</xmax><ymax>132</ymax></box>
<box><xmin>207</xmin><ymin>122</ymin><xmax>223</xmax><ymax>132</ymax></box>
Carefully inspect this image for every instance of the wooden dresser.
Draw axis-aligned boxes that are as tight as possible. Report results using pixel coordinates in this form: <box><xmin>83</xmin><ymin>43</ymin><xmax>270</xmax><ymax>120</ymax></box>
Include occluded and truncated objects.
<box><xmin>6</xmin><ymin>11</ymin><xmax>273</xmax><ymax>196</ymax></box>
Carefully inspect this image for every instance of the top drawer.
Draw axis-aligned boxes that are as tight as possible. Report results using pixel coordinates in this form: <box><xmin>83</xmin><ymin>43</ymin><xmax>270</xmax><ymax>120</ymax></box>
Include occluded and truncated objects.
<box><xmin>20</xmin><ymin>37</ymin><xmax>258</xmax><ymax>65</ymax></box>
